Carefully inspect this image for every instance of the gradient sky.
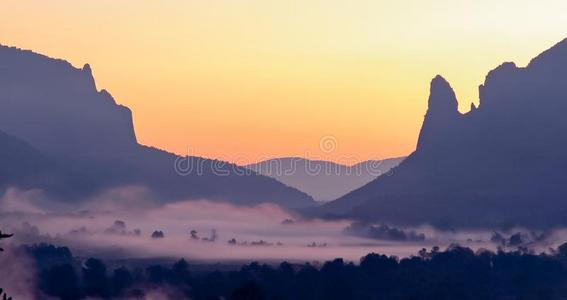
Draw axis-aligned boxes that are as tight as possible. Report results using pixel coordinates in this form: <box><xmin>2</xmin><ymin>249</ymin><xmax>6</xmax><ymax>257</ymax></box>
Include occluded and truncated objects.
<box><xmin>1</xmin><ymin>1</ymin><xmax>567</xmax><ymax>164</ymax></box>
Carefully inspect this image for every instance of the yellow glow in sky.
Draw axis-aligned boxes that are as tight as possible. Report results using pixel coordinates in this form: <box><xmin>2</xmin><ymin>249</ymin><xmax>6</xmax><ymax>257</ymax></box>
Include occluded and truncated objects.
<box><xmin>1</xmin><ymin>0</ymin><xmax>567</xmax><ymax>164</ymax></box>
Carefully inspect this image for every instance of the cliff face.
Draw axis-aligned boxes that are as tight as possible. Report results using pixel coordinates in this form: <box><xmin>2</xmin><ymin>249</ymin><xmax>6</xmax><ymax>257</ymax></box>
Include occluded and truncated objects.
<box><xmin>0</xmin><ymin>45</ymin><xmax>315</xmax><ymax>208</ymax></box>
<box><xmin>415</xmin><ymin>75</ymin><xmax>461</xmax><ymax>153</ymax></box>
<box><xmin>0</xmin><ymin>46</ymin><xmax>137</xmax><ymax>160</ymax></box>
<box><xmin>322</xmin><ymin>38</ymin><xmax>567</xmax><ymax>228</ymax></box>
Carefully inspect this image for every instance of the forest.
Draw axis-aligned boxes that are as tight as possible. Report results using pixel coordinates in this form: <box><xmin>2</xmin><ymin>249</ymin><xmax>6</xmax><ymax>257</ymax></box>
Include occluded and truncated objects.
<box><xmin>10</xmin><ymin>242</ymin><xmax>567</xmax><ymax>300</ymax></box>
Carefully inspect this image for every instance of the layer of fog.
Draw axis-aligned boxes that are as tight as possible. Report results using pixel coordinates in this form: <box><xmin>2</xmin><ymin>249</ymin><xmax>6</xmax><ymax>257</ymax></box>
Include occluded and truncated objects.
<box><xmin>1</xmin><ymin>187</ymin><xmax>565</xmax><ymax>264</ymax></box>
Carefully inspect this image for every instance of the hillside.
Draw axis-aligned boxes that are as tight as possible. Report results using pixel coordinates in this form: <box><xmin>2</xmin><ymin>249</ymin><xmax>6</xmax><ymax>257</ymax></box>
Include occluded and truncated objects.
<box><xmin>0</xmin><ymin>45</ymin><xmax>315</xmax><ymax>208</ymax></box>
<box><xmin>321</xmin><ymin>38</ymin><xmax>567</xmax><ymax>228</ymax></box>
<box><xmin>247</xmin><ymin>157</ymin><xmax>404</xmax><ymax>202</ymax></box>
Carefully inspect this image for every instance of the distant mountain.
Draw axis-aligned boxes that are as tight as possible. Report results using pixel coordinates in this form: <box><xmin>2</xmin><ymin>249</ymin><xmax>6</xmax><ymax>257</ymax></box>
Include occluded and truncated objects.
<box><xmin>0</xmin><ymin>45</ymin><xmax>314</xmax><ymax>209</ymax></box>
<box><xmin>246</xmin><ymin>157</ymin><xmax>404</xmax><ymax>202</ymax></box>
<box><xmin>320</xmin><ymin>38</ymin><xmax>567</xmax><ymax>228</ymax></box>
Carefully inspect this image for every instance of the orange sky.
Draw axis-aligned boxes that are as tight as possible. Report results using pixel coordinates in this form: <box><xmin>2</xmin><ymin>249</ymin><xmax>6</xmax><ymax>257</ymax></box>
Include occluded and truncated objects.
<box><xmin>1</xmin><ymin>1</ymin><xmax>567</xmax><ymax>164</ymax></box>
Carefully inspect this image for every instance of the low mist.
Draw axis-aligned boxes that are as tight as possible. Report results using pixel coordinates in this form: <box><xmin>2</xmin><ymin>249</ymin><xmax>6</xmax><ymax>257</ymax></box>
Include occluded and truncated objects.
<box><xmin>0</xmin><ymin>186</ymin><xmax>564</xmax><ymax>263</ymax></box>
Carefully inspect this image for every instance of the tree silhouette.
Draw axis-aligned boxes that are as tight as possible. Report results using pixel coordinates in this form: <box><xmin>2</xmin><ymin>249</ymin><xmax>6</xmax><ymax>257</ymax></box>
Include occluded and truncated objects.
<box><xmin>0</xmin><ymin>231</ymin><xmax>13</xmax><ymax>252</ymax></box>
<box><xmin>83</xmin><ymin>258</ymin><xmax>109</xmax><ymax>298</ymax></box>
<box><xmin>0</xmin><ymin>230</ymin><xmax>13</xmax><ymax>300</ymax></box>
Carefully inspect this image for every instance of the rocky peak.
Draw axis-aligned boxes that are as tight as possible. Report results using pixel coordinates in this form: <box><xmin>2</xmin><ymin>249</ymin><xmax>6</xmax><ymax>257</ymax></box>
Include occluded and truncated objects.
<box><xmin>416</xmin><ymin>75</ymin><xmax>461</xmax><ymax>152</ymax></box>
<box><xmin>470</xmin><ymin>102</ymin><xmax>477</xmax><ymax>112</ymax></box>
<box><xmin>0</xmin><ymin>46</ymin><xmax>138</xmax><ymax>160</ymax></box>
<box><xmin>82</xmin><ymin>63</ymin><xmax>97</xmax><ymax>91</ymax></box>
<box><xmin>426</xmin><ymin>75</ymin><xmax>459</xmax><ymax>117</ymax></box>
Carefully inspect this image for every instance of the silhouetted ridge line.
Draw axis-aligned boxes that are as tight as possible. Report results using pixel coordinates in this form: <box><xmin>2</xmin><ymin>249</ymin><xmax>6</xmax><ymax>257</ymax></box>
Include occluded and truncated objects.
<box><xmin>321</xmin><ymin>37</ymin><xmax>567</xmax><ymax>228</ymax></box>
<box><xmin>0</xmin><ymin>44</ymin><xmax>315</xmax><ymax>208</ymax></box>
<box><xmin>246</xmin><ymin>157</ymin><xmax>404</xmax><ymax>202</ymax></box>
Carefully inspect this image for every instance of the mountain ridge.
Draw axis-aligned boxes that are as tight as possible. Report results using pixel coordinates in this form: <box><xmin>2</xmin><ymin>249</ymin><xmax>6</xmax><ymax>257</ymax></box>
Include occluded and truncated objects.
<box><xmin>320</xmin><ymin>38</ymin><xmax>567</xmax><ymax>228</ymax></box>
<box><xmin>246</xmin><ymin>157</ymin><xmax>404</xmax><ymax>202</ymax></box>
<box><xmin>0</xmin><ymin>44</ymin><xmax>315</xmax><ymax>208</ymax></box>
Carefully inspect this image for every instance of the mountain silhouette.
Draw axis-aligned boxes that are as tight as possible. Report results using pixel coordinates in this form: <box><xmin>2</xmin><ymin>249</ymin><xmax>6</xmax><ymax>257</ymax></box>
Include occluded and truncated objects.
<box><xmin>246</xmin><ymin>157</ymin><xmax>404</xmax><ymax>202</ymax></box>
<box><xmin>0</xmin><ymin>45</ymin><xmax>314</xmax><ymax>208</ymax></box>
<box><xmin>0</xmin><ymin>129</ymin><xmax>67</xmax><ymax>192</ymax></box>
<box><xmin>320</xmin><ymin>38</ymin><xmax>567</xmax><ymax>228</ymax></box>
<box><xmin>0</xmin><ymin>48</ymin><xmax>136</xmax><ymax>160</ymax></box>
